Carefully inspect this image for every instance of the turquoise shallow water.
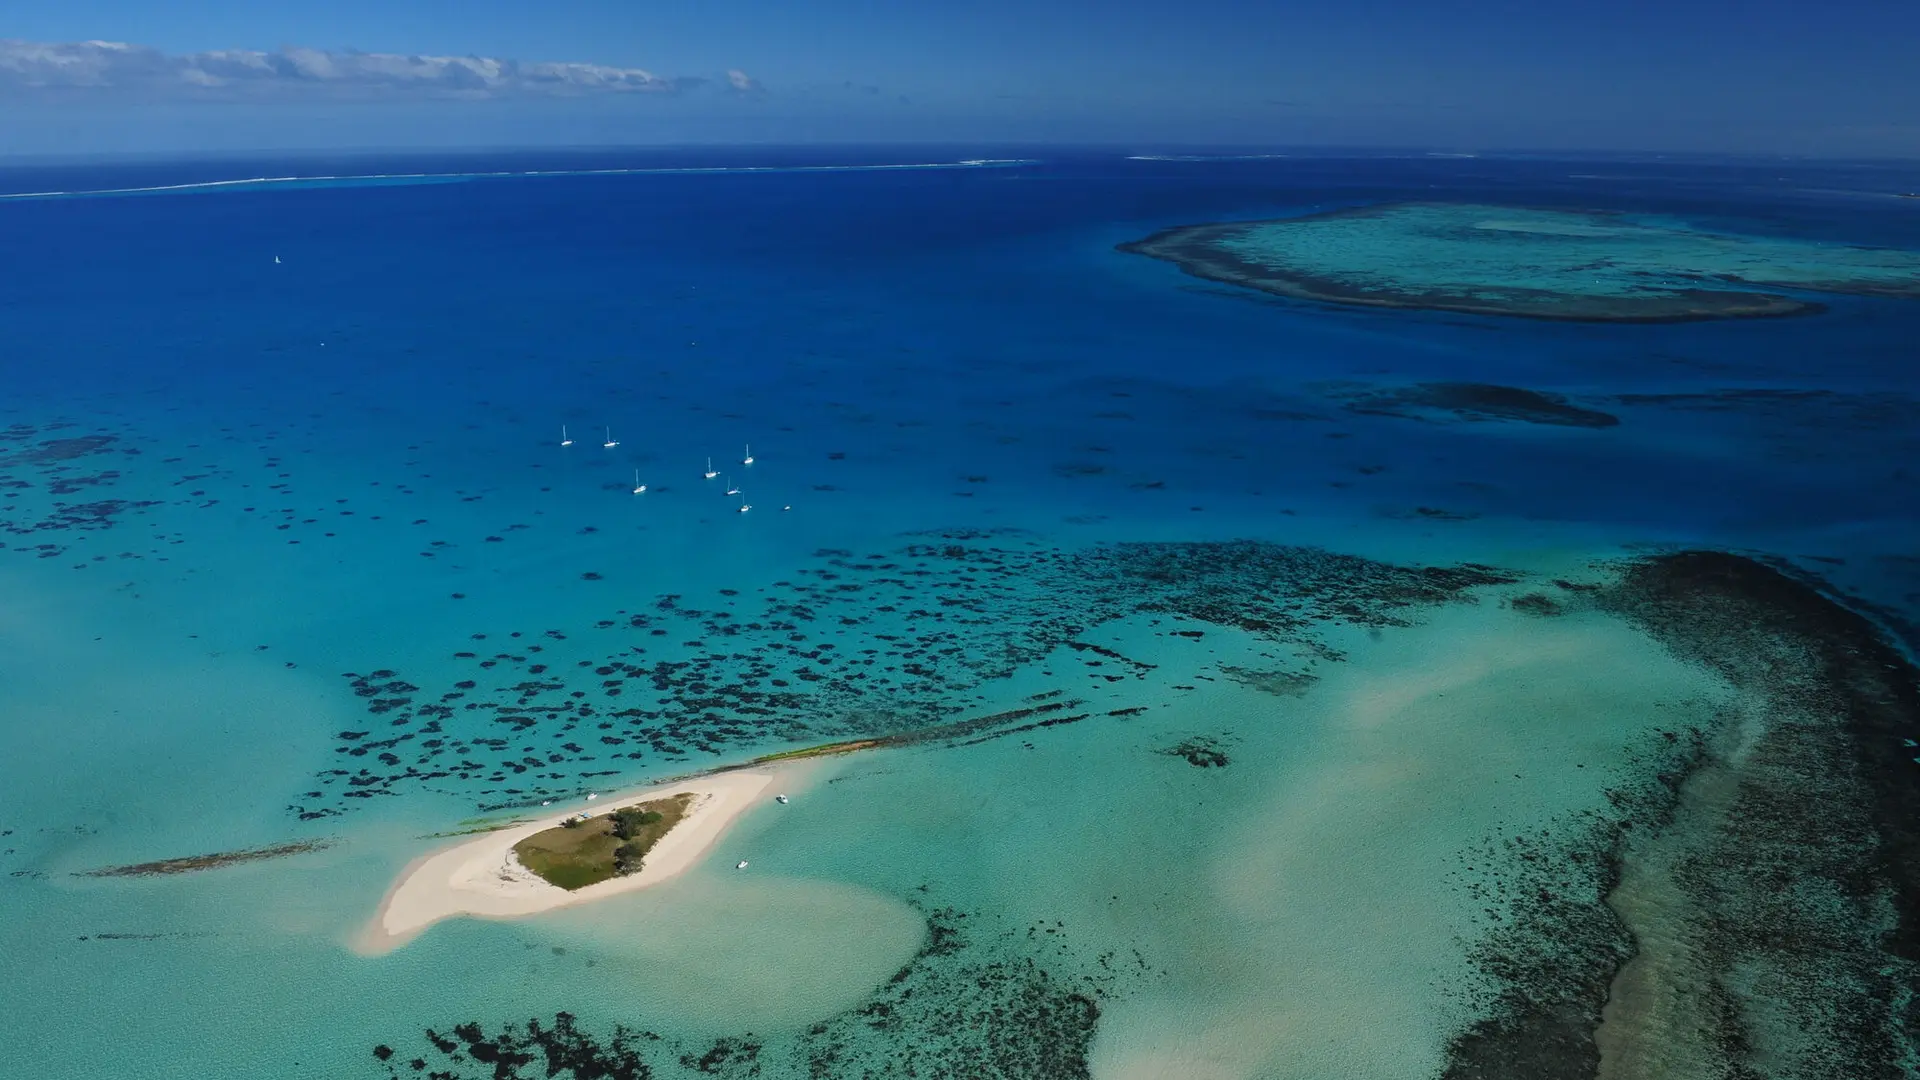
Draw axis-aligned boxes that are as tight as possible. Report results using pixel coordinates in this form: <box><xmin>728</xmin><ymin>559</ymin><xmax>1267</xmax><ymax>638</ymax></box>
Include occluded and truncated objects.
<box><xmin>0</xmin><ymin>150</ymin><xmax>1917</xmax><ymax>1078</ymax></box>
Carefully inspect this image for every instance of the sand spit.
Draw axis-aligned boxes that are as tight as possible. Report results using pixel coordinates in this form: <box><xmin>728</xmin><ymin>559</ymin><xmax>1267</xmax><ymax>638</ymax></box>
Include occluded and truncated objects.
<box><xmin>360</xmin><ymin>768</ymin><xmax>777</xmax><ymax>953</ymax></box>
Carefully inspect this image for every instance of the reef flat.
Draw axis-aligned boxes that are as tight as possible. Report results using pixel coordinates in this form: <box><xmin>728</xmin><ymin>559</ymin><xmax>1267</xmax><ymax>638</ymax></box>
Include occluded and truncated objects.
<box><xmin>1121</xmin><ymin>203</ymin><xmax>1920</xmax><ymax>321</ymax></box>
<box><xmin>1440</xmin><ymin>551</ymin><xmax>1920</xmax><ymax>1079</ymax></box>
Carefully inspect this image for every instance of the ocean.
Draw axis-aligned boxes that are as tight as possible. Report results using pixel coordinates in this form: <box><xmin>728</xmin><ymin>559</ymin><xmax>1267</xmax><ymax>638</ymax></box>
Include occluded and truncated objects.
<box><xmin>0</xmin><ymin>147</ymin><xmax>1916</xmax><ymax>1079</ymax></box>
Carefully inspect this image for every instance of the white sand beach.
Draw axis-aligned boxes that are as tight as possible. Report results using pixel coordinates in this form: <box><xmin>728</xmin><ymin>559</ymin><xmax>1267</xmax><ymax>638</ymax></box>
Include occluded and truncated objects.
<box><xmin>360</xmin><ymin>767</ymin><xmax>779</xmax><ymax>953</ymax></box>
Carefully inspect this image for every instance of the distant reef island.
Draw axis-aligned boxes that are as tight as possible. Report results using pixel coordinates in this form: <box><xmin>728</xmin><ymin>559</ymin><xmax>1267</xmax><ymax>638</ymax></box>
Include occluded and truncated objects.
<box><xmin>1121</xmin><ymin>202</ymin><xmax>1920</xmax><ymax>322</ymax></box>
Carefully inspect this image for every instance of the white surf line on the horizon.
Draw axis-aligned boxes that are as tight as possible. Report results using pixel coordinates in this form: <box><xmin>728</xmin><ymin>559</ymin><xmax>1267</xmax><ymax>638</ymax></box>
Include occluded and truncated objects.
<box><xmin>0</xmin><ymin>159</ymin><xmax>1042</xmax><ymax>202</ymax></box>
<box><xmin>1125</xmin><ymin>153</ymin><xmax>1294</xmax><ymax>161</ymax></box>
<box><xmin>358</xmin><ymin>766</ymin><xmax>791</xmax><ymax>954</ymax></box>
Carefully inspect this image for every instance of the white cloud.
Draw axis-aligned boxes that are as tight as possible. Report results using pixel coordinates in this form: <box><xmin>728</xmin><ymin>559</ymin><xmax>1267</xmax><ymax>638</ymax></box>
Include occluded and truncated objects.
<box><xmin>0</xmin><ymin>39</ymin><xmax>741</xmax><ymax>100</ymax></box>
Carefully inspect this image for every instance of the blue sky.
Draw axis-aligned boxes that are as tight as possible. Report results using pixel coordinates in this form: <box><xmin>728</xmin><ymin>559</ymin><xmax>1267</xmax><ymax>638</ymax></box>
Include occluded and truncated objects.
<box><xmin>2</xmin><ymin>0</ymin><xmax>1915</xmax><ymax>156</ymax></box>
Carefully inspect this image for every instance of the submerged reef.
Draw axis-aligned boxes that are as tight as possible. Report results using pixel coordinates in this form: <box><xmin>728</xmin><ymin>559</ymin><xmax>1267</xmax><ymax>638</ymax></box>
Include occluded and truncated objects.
<box><xmin>1324</xmin><ymin>382</ymin><xmax>1620</xmax><ymax>428</ymax></box>
<box><xmin>375</xmin><ymin>1012</ymin><xmax>658</xmax><ymax>1080</ymax></box>
<box><xmin>1442</xmin><ymin>551</ymin><xmax>1920</xmax><ymax>1079</ymax></box>
<box><xmin>0</xmin><ymin>426</ymin><xmax>158</xmax><ymax>560</ymax></box>
<box><xmin>1120</xmin><ymin>203</ymin><xmax>1920</xmax><ymax>322</ymax></box>
<box><xmin>300</xmin><ymin>538</ymin><xmax>1514</xmax><ymax>819</ymax></box>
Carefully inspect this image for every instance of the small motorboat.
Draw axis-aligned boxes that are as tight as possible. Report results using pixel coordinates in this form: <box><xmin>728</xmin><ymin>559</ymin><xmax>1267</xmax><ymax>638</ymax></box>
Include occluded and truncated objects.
<box><xmin>736</xmin><ymin>860</ymin><xmax>749</xmax><ymax>870</ymax></box>
<box><xmin>775</xmin><ymin>794</ymin><xmax>789</xmax><ymax>804</ymax></box>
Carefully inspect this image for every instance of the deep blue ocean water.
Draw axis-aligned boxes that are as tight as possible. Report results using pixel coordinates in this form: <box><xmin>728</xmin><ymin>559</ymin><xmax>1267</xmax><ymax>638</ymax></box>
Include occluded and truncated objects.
<box><xmin>1</xmin><ymin>147</ymin><xmax>1917</xmax><ymax>1078</ymax></box>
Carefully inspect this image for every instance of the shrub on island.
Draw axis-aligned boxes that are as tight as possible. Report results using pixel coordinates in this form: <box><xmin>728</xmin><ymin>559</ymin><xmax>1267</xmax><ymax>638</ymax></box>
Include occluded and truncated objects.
<box><xmin>512</xmin><ymin>793</ymin><xmax>695</xmax><ymax>890</ymax></box>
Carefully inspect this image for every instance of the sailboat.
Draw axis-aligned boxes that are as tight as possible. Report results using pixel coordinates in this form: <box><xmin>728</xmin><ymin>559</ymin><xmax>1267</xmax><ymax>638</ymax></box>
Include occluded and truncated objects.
<box><xmin>602</xmin><ymin>427</ymin><xmax>619</xmax><ymax>449</ymax></box>
<box><xmin>703</xmin><ymin>457</ymin><xmax>718</xmax><ymax>479</ymax></box>
<box><xmin>560</xmin><ymin>425</ymin><xmax>573</xmax><ymax>447</ymax></box>
<box><xmin>725</xmin><ymin>476</ymin><xmax>740</xmax><ymax>496</ymax></box>
<box><xmin>632</xmin><ymin>470</ymin><xmax>647</xmax><ymax>494</ymax></box>
<box><xmin>743</xmin><ymin>443</ymin><xmax>754</xmax><ymax>465</ymax></box>
<box><xmin>273</xmin><ymin>255</ymin><xmax>282</xmax><ymax>265</ymax></box>
<box><xmin>737</xmin><ymin>492</ymin><xmax>752</xmax><ymax>513</ymax></box>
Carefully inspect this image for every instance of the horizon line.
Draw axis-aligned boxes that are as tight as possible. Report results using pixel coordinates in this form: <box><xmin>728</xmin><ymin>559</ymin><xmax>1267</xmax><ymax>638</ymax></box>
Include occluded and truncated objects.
<box><xmin>2</xmin><ymin>142</ymin><xmax>1917</xmax><ymax>168</ymax></box>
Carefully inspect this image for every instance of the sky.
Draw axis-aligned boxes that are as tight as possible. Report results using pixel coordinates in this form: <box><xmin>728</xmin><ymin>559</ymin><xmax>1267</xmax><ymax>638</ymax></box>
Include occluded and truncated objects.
<box><xmin>1</xmin><ymin>0</ymin><xmax>1916</xmax><ymax>157</ymax></box>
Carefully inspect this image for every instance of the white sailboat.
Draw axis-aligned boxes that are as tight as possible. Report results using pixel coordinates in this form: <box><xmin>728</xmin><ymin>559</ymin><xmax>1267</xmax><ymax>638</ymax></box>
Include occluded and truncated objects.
<box><xmin>703</xmin><ymin>456</ymin><xmax>718</xmax><ymax>479</ymax></box>
<box><xmin>273</xmin><ymin>255</ymin><xmax>282</xmax><ymax>265</ymax></box>
<box><xmin>560</xmin><ymin>425</ymin><xmax>573</xmax><ymax>447</ymax></box>
<box><xmin>725</xmin><ymin>476</ymin><xmax>740</xmax><ymax>496</ymax></box>
<box><xmin>632</xmin><ymin>470</ymin><xmax>647</xmax><ymax>494</ymax></box>
<box><xmin>602</xmin><ymin>427</ymin><xmax>618</xmax><ymax>449</ymax></box>
<box><xmin>737</xmin><ymin>492</ymin><xmax>752</xmax><ymax>513</ymax></box>
<box><xmin>743</xmin><ymin>443</ymin><xmax>754</xmax><ymax>465</ymax></box>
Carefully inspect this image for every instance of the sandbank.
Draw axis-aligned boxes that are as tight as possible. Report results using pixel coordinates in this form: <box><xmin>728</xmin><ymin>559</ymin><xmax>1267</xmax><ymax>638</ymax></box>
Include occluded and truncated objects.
<box><xmin>360</xmin><ymin>768</ymin><xmax>777</xmax><ymax>953</ymax></box>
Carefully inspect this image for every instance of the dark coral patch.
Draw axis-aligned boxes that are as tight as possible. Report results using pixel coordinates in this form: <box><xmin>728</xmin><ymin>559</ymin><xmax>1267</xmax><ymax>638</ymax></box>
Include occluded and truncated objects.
<box><xmin>1157</xmin><ymin>737</ymin><xmax>1230</xmax><ymax>767</ymax></box>
<box><xmin>302</xmin><ymin>537</ymin><xmax>1513</xmax><ymax>818</ymax></box>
